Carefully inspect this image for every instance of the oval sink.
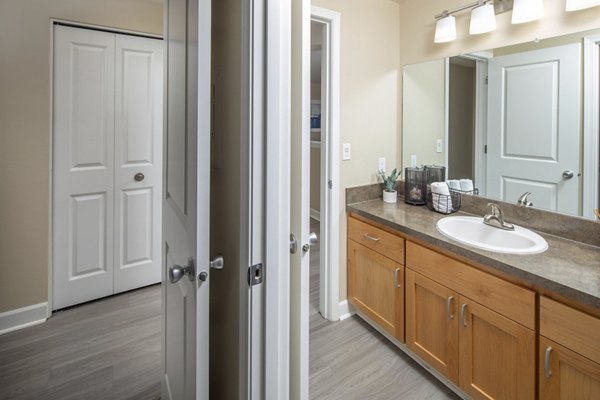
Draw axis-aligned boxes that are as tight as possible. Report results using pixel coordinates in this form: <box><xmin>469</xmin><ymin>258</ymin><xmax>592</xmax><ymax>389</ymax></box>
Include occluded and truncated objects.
<box><xmin>436</xmin><ymin>216</ymin><xmax>548</xmax><ymax>255</ymax></box>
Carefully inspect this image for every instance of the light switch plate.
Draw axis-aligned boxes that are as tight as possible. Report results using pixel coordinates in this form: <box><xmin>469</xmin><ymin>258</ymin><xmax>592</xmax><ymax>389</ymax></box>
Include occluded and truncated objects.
<box><xmin>411</xmin><ymin>154</ymin><xmax>417</xmax><ymax>167</ymax></box>
<box><xmin>342</xmin><ymin>143</ymin><xmax>351</xmax><ymax>160</ymax></box>
<box><xmin>378</xmin><ymin>157</ymin><xmax>386</xmax><ymax>172</ymax></box>
<box><xmin>436</xmin><ymin>139</ymin><xmax>443</xmax><ymax>153</ymax></box>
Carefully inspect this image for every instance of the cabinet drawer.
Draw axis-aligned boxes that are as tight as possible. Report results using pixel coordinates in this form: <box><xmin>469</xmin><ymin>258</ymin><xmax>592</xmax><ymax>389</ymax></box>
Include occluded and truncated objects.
<box><xmin>348</xmin><ymin>217</ymin><xmax>405</xmax><ymax>264</ymax></box>
<box><xmin>540</xmin><ymin>296</ymin><xmax>600</xmax><ymax>365</ymax></box>
<box><xmin>406</xmin><ymin>241</ymin><xmax>535</xmax><ymax>330</ymax></box>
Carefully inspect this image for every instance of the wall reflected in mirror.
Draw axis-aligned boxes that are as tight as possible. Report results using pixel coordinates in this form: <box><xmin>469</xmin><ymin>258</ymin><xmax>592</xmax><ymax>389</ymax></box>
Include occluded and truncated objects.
<box><xmin>402</xmin><ymin>27</ymin><xmax>600</xmax><ymax>220</ymax></box>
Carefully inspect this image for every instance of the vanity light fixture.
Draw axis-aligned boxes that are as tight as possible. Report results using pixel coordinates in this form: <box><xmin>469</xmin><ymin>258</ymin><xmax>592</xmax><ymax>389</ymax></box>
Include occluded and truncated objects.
<box><xmin>434</xmin><ymin>0</ymin><xmax>501</xmax><ymax>43</ymax></box>
<box><xmin>565</xmin><ymin>0</ymin><xmax>600</xmax><ymax>11</ymax></box>
<box><xmin>470</xmin><ymin>1</ymin><xmax>497</xmax><ymax>35</ymax></box>
<box><xmin>434</xmin><ymin>12</ymin><xmax>457</xmax><ymax>43</ymax></box>
<box><xmin>511</xmin><ymin>0</ymin><xmax>544</xmax><ymax>24</ymax></box>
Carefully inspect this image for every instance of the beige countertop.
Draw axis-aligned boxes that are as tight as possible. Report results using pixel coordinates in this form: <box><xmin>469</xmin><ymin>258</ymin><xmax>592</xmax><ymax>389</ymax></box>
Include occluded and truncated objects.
<box><xmin>347</xmin><ymin>199</ymin><xmax>600</xmax><ymax>310</ymax></box>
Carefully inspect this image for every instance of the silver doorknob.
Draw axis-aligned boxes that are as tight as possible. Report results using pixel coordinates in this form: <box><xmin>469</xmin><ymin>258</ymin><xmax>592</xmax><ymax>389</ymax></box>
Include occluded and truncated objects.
<box><xmin>562</xmin><ymin>170</ymin><xmax>574</xmax><ymax>180</ymax></box>
<box><xmin>134</xmin><ymin>172</ymin><xmax>145</xmax><ymax>182</ymax></box>
<box><xmin>210</xmin><ymin>255</ymin><xmax>224</xmax><ymax>270</ymax></box>
<box><xmin>290</xmin><ymin>234</ymin><xmax>298</xmax><ymax>254</ymax></box>
<box><xmin>302</xmin><ymin>232</ymin><xmax>318</xmax><ymax>253</ymax></box>
<box><xmin>169</xmin><ymin>258</ymin><xmax>195</xmax><ymax>283</ymax></box>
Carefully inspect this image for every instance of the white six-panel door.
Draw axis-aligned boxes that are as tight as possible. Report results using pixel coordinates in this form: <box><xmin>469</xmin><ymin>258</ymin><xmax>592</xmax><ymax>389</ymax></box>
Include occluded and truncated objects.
<box><xmin>486</xmin><ymin>44</ymin><xmax>581</xmax><ymax>215</ymax></box>
<box><xmin>53</xmin><ymin>25</ymin><xmax>163</xmax><ymax>309</ymax></box>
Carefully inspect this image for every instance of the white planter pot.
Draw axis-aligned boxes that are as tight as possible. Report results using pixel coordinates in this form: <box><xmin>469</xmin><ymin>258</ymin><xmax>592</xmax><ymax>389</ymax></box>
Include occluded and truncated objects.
<box><xmin>383</xmin><ymin>190</ymin><xmax>397</xmax><ymax>203</ymax></box>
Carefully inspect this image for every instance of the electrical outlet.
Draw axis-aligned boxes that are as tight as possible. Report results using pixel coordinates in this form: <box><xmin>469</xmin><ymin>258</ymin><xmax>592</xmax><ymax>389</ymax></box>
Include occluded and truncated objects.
<box><xmin>342</xmin><ymin>143</ymin><xmax>351</xmax><ymax>160</ymax></box>
<box><xmin>378</xmin><ymin>157</ymin><xmax>386</xmax><ymax>173</ymax></box>
<box><xmin>411</xmin><ymin>154</ymin><xmax>417</xmax><ymax>167</ymax></box>
<box><xmin>436</xmin><ymin>139</ymin><xmax>443</xmax><ymax>153</ymax></box>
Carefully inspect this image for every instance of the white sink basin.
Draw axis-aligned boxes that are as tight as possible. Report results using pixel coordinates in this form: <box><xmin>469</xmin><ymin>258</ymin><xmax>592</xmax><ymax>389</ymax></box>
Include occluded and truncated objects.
<box><xmin>436</xmin><ymin>216</ymin><xmax>548</xmax><ymax>255</ymax></box>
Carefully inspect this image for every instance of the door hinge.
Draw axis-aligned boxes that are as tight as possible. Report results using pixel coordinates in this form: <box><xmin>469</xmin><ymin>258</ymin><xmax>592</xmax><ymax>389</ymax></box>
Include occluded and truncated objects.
<box><xmin>248</xmin><ymin>263</ymin><xmax>264</xmax><ymax>286</ymax></box>
<box><xmin>485</xmin><ymin>76</ymin><xmax>488</xmax><ymax>84</ymax></box>
<box><xmin>484</xmin><ymin>145</ymin><xmax>488</xmax><ymax>154</ymax></box>
<box><xmin>328</xmin><ymin>180</ymin><xmax>333</xmax><ymax>189</ymax></box>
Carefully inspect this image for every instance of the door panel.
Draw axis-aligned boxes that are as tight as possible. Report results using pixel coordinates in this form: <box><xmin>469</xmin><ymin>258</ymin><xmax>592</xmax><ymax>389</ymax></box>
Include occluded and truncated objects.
<box><xmin>486</xmin><ymin>44</ymin><xmax>581</xmax><ymax>215</ymax></box>
<box><xmin>540</xmin><ymin>336</ymin><xmax>600</xmax><ymax>400</ymax></box>
<box><xmin>53</xmin><ymin>25</ymin><xmax>115</xmax><ymax>309</ymax></box>
<box><xmin>405</xmin><ymin>269</ymin><xmax>458</xmax><ymax>383</ymax></box>
<box><xmin>459</xmin><ymin>296</ymin><xmax>535</xmax><ymax>400</ymax></box>
<box><xmin>162</xmin><ymin>0</ymin><xmax>210</xmax><ymax>398</ymax></box>
<box><xmin>114</xmin><ymin>34</ymin><xmax>163</xmax><ymax>293</ymax></box>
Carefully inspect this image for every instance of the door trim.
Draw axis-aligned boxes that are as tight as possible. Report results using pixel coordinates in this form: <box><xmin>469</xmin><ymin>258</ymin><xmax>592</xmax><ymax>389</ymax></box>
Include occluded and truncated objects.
<box><xmin>310</xmin><ymin>6</ymin><xmax>341</xmax><ymax>322</ymax></box>
<box><xmin>47</xmin><ymin>19</ymin><xmax>164</xmax><ymax>315</ymax></box>
<box><xmin>583</xmin><ymin>34</ymin><xmax>600</xmax><ymax>220</ymax></box>
<box><xmin>264</xmin><ymin>0</ymin><xmax>292</xmax><ymax>398</ymax></box>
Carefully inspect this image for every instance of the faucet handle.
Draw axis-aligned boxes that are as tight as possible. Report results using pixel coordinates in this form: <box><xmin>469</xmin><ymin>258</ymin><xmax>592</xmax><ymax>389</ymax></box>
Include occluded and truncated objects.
<box><xmin>485</xmin><ymin>202</ymin><xmax>502</xmax><ymax>216</ymax></box>
<box><xmin>517</xmin><ymin>192</ymin><xmax>533</xmax><ymax>207</ymax></box>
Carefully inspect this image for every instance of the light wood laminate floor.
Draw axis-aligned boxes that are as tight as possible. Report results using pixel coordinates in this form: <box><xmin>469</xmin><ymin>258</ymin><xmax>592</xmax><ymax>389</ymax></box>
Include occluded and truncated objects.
<box><xmin>0</xmin><ymin>219</ymin><xmax>459</xmax><ymax>400</ymax></box>
<box><xmin>309</xmin><ymin>218</ymin><xmax>459</xmax><ymax>399</ymax></box>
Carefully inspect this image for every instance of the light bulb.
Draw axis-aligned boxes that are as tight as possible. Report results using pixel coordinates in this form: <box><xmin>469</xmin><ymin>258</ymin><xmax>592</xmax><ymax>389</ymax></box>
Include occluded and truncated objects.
<box><xmin>435</xmin><ymin>15</ymin><xmax>456</xmax><ymax>43</ymax></box>
<box><xmin>470</xmin><ymin>3</ymin><xmax>497</xmax><ymax>35</ymax></box>
<box><xmin>512</xmin><ymin>0</ymin><xmax>544</xmax><ymax>24</ymax></box>
<box><xmin>565</xmin><ymin>0</ymin><xmax>600</xmax><ymax>11</ymax></box>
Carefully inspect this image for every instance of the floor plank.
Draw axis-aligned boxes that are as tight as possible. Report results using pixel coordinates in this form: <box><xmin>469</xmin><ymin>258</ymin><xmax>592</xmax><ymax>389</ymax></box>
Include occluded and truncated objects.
<box><xmin>309</xmin><ymin>218</ymin><xmax>459</xmax><ymax>399</ymax></box>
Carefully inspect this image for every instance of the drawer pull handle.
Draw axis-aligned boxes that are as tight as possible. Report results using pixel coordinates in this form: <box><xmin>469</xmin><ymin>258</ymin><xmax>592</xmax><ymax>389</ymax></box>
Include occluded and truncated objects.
<box><xmin>447</xmin><ymin>296</ymin><xmax>454</xmax><ymax>320</ymax></box>
<box><xmin>364</xmin><ymin>233</ymin><xmax>381</xmax><ymax>242</ymax></box>
<box><xmin>544</xmin><ymin>346</ymin><xmax>553</xmax><ymax>379</ymax></box>
<box><xmin>460</xmin><ymin>303</ymin><xmax>468</xmax><ymax>327</ymax></box>
<box><xmin>393</xmin><ymin>268</ymin><xmax>401</xmax><ymax>288</ymax></box>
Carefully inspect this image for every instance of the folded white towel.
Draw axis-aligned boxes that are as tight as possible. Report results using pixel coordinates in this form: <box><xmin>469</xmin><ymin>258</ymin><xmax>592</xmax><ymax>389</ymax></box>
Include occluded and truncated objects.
<box><xmin>447</xmin><ymin>180</ymin><xmax>460</xmax><ymax>190</ymax></box>
<box><xmin>459</xmin><ymin>179</ymin><xmax>474</xmax><ymax>192</ymax></box>
<box><xmin>430</xmin><ymin>182</ymin><xmax>452</xmax><ymax>213</ymax></box>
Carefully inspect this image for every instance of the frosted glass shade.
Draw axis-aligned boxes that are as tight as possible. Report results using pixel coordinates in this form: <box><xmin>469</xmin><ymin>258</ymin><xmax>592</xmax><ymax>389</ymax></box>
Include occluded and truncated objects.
<box><xmin>435</xmin><ymin>15</ymin><xmax>456</xmax><ymax>43</ymax></box>
<box><xmin>565</xmin><ymin>0</ymin><xmax>600</xmax><ymax>11</ymax></box>
<box><xmin>470</xmin><ymin>4</ymin><xmax>497</xmax><ymax>35</ymax></box>
<box><xmin>512</xmin><ymin>0</ymin><xmax>544</xmax><ymax>24</ymax></box>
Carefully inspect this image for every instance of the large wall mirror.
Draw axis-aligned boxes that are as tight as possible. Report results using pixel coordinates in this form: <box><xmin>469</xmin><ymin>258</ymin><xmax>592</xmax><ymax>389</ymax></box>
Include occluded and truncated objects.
<box><xmin>402</xmin><ymin>27</ymin><xmax>600</xmax><ymax>220</ymax></box>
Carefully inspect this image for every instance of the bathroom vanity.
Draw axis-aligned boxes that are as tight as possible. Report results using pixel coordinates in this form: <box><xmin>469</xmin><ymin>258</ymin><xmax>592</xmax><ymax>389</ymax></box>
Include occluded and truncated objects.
<box><xmin>346</xmin><ymin>198</ymin><xmax>600</xmax><ymax>400</ymax></box>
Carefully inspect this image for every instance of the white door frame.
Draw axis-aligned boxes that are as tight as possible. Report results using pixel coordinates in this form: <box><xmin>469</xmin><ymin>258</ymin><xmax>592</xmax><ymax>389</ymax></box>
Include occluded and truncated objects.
<box><xmin>264</xmin><ymin>0</ymin><xmax>292</xmax><ymax>398</ymax></box>
<box><xmin>310</xmin><ymin>6</ymin><xmax>341</xmax><ymax>322</ymax></box>
<box><xmin>583</xmin><ymin>34</ymin><xmax>600</xmax><ymax>220</ymax></box>
<box><xmin>47</xmin><ymin>19</ymin><xmax>163</xmax><ymax>315</ymax></box>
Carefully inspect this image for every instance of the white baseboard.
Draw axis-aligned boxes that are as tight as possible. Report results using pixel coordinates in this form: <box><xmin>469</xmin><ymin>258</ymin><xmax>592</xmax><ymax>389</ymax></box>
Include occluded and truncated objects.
<box><xmin>0</xmin><ymin>302</ymin><xmax>48</xmax><ymax>335</ymax></box>
<box><xmin>338</xmin><ymin>299</ymin><xmax>355</xmax><ymax>321</ymax></box>
<box><xmin>310</xmin><ymin>208</ymin><xmax>320</xmax><ymax>221</ymax></box>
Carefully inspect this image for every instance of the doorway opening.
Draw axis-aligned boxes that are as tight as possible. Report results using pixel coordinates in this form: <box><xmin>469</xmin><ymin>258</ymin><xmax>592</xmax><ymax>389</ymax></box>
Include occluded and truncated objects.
<box><xmin>309</xmin><ymin>6</ymin><xmax>341</xmax><ymax>325</ymax></box>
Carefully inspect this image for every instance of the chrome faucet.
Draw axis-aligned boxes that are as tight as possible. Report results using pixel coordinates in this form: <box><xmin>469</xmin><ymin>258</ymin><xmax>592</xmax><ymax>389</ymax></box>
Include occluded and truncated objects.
<box><xmin>517</xmin><ymin>192</ymin><xmax>533</xmax><ymax>207</ymax></box>
<box><xmin>483</xmin><ymin>203</ymin><xmax>515</xmax><ymax>231</ymax></box>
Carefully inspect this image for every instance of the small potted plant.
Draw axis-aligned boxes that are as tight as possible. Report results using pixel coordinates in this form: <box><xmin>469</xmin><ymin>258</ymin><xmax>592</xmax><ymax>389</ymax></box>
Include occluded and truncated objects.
<box><xmin>379</xmin><ymin>168</ymin><xmax>401</xmax><ymax>203</ymax></box>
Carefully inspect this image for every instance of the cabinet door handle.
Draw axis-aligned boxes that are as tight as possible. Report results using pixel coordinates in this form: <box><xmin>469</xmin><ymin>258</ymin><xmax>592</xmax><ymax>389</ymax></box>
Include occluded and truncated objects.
<box><xmin>393</xmin><ymin>268</ymin><xmax>401</xmax><ymax>288</ymax></box>
<box><xmin>460</xmin><ymin>303</ymin><xmax>468</xmax><ymax>327</ymax></box>
<box><xmin>544</xmin><ymin>346</ymin><xmax>553</xmax><ymax>378</ymax></box>
<box><xmin>364</xmin><ymin>233</ymin><xmax>380</xmax><ymax>242</ymax></box>
<box><xmin>447</xmin><ymin>296</ymin><xmax>454</xmax><ymax>320</ymax></box>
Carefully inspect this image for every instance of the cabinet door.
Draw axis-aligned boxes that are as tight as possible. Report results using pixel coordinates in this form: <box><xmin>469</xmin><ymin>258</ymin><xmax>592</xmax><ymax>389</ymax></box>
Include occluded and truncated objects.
<box><xmin>458</xmin><ymin>296</ymin><xmax>535</xmax><ymax>400</ymax></box>
<box><xmin>540</xmin><ymin>336</ymin><xmax>600</xmax><ymax>400</ymax></box>
<box><xmin>348</xmin><ymin>240</ymin><xmax>404</xmax><ymax>341</ymax></box>
<box><xmin>405</xmin><ymin>269</ymin><xmax>459</xmax><ymax>383</ymax></box>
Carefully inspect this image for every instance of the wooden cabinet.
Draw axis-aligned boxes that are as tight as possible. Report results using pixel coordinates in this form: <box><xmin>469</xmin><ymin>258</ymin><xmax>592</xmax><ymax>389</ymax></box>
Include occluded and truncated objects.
<box><xmin>459</xmin><ymin>296</ymin><xmax>535</xmax><ymax>400</ymax></box>
<box><xmin>405</xmin><ymin>242</ymin><xmax>535</xmax><ymax>400</ymax></box>
<box><xmin>539</xmin><ymin>296</ymin><xmax>600</xmax><ymax>400</ymax></box>
<box><xmin>406</xmin><ymin>269</ymin><xmax>459</xmax><ymax>383</ymax></box>
<box><xmin>347</xmin><ymin>217</ymin><xmax>405</xmax><ymax>342</ymax></box>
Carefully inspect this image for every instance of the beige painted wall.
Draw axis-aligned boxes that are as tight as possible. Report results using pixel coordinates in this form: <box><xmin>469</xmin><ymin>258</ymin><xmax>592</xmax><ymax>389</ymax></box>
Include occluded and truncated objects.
<box><xmin>399</xmin><ymin>0</ymin><xmax>600</xmax><ymax>66</ymax></box>
<box><xmin>0</xmin><ymin>0</ymin><xmax>162</xmax><ymax>313</ymax></box>
<box><xmin>402</xmin><ymin>59</ymin><xmax>446</xmax><ymax>170</ymax></box>
<box><xmin>398</xmin><ymin>0</ymin><xmax>600</xmax><ymax>180</ymax></box>
<box><xmin>312</xmin><ymin>0</ymin><xmax>400</xmax><ymax>302</ymax></box>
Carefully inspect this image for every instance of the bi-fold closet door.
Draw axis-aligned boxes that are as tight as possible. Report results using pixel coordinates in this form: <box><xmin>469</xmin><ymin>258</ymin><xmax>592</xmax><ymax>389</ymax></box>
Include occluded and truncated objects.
<box><xmin>52</xmin><ymin>24</ymin><xmax>163</xmax><ymax>310</ymax></box>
